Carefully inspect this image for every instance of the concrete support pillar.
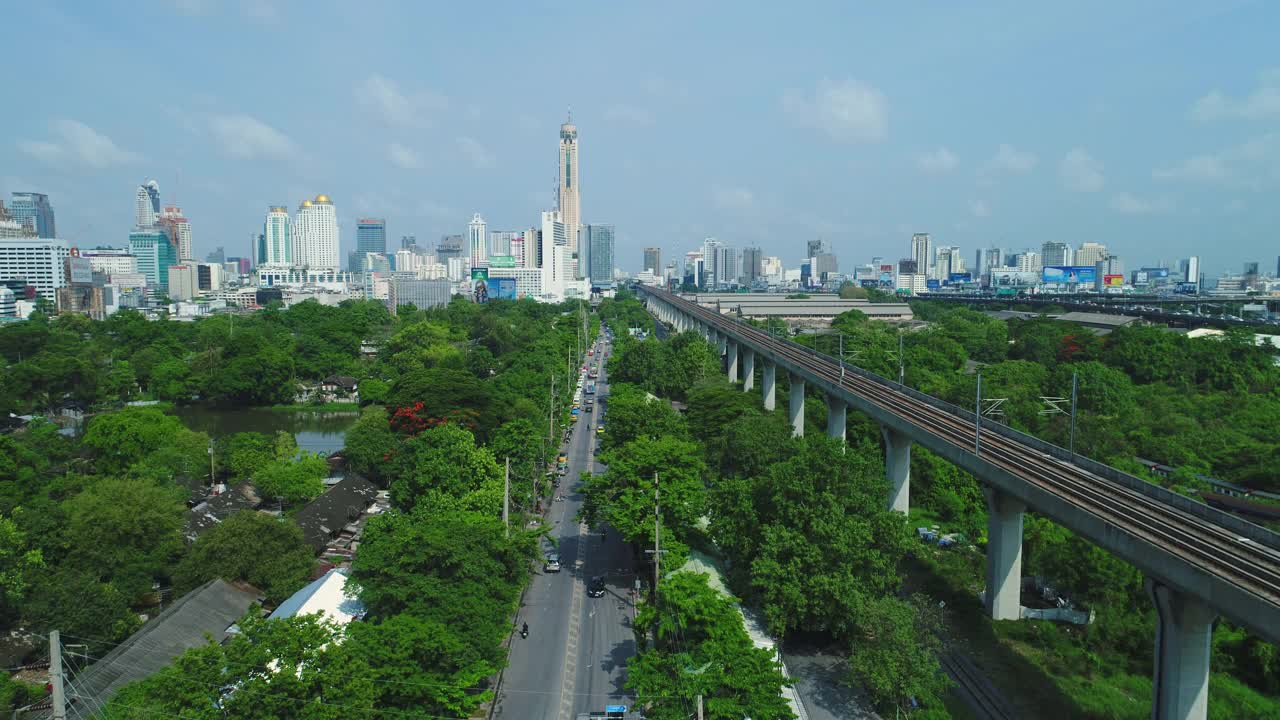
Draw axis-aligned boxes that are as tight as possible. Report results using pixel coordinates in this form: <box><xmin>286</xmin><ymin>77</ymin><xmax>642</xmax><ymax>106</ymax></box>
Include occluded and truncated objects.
<box><xmin>1149</xmin><ymin>580</ymin><xmax>1215</xmax><ymax>720</ymax></box>
<box><xmin>789</xmin><ymin>373</ymin><xmax>805</xmax><ymax>437</ymax></box>
<box><xmin>826</xmin><ymin>395</ymin><xmax>846</xmax><ymax>441</ymax></box>
<box><xmin>717</xmin><ymin>333</ymin><xmax>728</xmax><ymax>356</ymax></box>
<box><xmin>984</xmin><ymin>488</ymin><xmax>1025</xmax><ymax>621</ymax></box>
<box><xmin>727</xmin><ymin>341</ymin><xmax>739</xmax><ymax>384</ymax></box>
<box><xmin>742</xmin><ymin>349</ymin><xmax>755</xmax><ymax>391</ymax></box>
<box><xmin>762</xmin><ymin>361</ymin><xmax>776</xmax><ymax>411</ymax></box>
<box><xmin>882</xmin><ymin>427</ymin><xmax>911</xmax><ymax>514</ymax></box>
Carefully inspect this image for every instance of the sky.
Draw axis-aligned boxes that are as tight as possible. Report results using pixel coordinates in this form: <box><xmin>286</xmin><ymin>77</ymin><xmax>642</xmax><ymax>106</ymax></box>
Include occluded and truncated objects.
<box><xmin>2</xmin><ymin>0</ymin><xmax>1278</xmax><ymax>277</ymax></box>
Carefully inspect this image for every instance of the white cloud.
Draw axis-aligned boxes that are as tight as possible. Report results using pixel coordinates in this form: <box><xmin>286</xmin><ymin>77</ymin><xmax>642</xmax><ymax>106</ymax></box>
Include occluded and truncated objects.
<box><xmin>209</xmin><ymin>114</ymin><xmax>294</xmax><ymax>158</ymax></box>
<box><xmin>1109</xmin><ymin>192</ymin><xmax>1170</xmax><ymax>214</ymax></box>
<box><xmin>17</xmin><ymin>119</ymin><xmax>140</xmax><ymax>168</ymax></box>
<box><xmin>1060</xmin><ymin>148</ymin><xmax>1105</xmax><ymax>192</ymax></box>
<box><xmin>387</xmin><ymin>142</ymin><xmax>422</xmax><ymax>170</ymax></box>
<box><xmin>982</xmin><ymin>144</ymin><xmax>1037</xmax><ymax>175</ymax></box>
<box><xmin>712</xmin><ymin>186</ymin><xmax>755</xmax><ymax>210</ymax></box>
<box><xmin>1153</xmin><ymin>154</ymin><xmax>1230</xmax><ymax>183</ymax></box>
<box><xmin>456</xmin><ymin>136</ymin><xmax>495</xmax><ymax>169</ymax></box>
<box><xmin>1191</xmin><ymin>68</ymin><xmax>1280</xmax><ymax>122</ymax></box>
<box><xmin>782</xmin><ymin>78</ymin><xmax>888</xmax><ymax>143</ymax></box>
<box><xmin>916</xmin><ymin>148</ymin><xmax>958</xmax><ymax>174</ymax></box>
<box><xmin>971</xmin><ymin>200</ymin><xmax>990</xmax><ymax>217</ymax></box>
<box><xmin>356</xmin><ymin>73</ymin><xmax>448</xmax><ymax>127</ymax></box>
<box><xmin>604</xmin><ymin>104</ymin><xmax>655</xmax><ymax>127</ymax></box>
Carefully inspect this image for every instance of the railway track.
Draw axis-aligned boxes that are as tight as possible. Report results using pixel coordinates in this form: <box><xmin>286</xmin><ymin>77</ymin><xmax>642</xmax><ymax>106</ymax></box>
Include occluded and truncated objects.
<box><xmin>938</xmin><ymin>651</ymin><xmax>1017</xmax><ymax>720</ymax></box>
<box><xmin>648</xmin><ymin>288</ymin><xmax>1280</xmax><ymax>610</ymax></box>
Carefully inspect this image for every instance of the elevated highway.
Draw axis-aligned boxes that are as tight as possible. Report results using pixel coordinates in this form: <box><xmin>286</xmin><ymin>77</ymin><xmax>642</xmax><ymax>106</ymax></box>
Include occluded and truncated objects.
<box><xmin>635</xmin><ymin>284</ymin><xmax>1280</xmax><ymax>720</ymax></box>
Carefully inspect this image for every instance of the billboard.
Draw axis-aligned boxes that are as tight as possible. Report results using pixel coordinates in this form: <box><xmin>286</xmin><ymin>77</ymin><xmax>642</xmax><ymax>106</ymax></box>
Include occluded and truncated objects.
<box><xmin>489</xmin><ymin>254</ymin><xmax>516</xmax><ymax>268</ymax></box>
<box><xmin>471</xmin><ymin>268</ymin><xmax>489</xmax><ymax>303</ymax></box>
<box><xmin>1140</xmin><ymin>267</ymin><xmax>1170</xmax><ymax>279</ymax></box>
<box><xmin>879</xmin><ymin>271</ymin><xmax>894</xmax><ymax>288</ymax></box>
<box><xmin>492</xmin><ymin>277</ymin><xmax>517</xmax><ymax>300</ymax></box>
<box><xmin>879</xmin><ymin>264</ymin><xmax>894</xmax><ymax>273</ymax></box>
<box><xmin>859</xmin><ymin>279</ymin><xmax>879</xmax><ymax>288</ymax></box>
<box><xmin>1133</xmin><ymin>271</ymin><xmax>1149</xmax><ymax>284</ymax></box>
<box><xmin>991</xmin><ymin>270</ymin><xmax>1040</xmax><ymax>286</ymax></box>
<box><xmin>1042</xmin><ymin>265</ymin><xmax>1097</xmax><ymax>284</ymax></box>
<box><xmin>947</xmin><ymin>272</ymin><xmax>973</xmax><ymax>284</ymax></box>
<box><xmin>1104</xmin><ymin>274</ymin><xmax>1124</xmax><ymax>287</ymax></box>
<box><xmin>926</xmin><ymin>279</ymin><xmax>941</xmax><ymax>290</ymax></box>
<box><xmin>1175</xmin><ymin>282</ymin><xmax>1199</xmax><ymax>294</ymax></box>
<box><xmin>65</xmin><ymin>256</ymin><xmax>93</xmax><ymax>284</ymax></box>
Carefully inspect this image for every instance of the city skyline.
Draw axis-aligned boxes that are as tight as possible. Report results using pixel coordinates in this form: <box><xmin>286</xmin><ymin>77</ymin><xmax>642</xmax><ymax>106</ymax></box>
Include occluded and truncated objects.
<box><xmin>3</xmin><ymin>2</ymin><xmax>1278</xmax><ymax>277</ymax></box>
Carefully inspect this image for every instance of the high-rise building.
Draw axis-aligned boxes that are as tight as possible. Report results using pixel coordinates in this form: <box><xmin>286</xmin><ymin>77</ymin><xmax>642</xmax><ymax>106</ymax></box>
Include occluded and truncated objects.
<box><xmin>807</xmin><ymin>239</ymin><xmax>825</xmax><ymax>260</ymax></box>
<box><xmin>468</xmin><ymin>213</ymin><xmax>488</xmax><ymax>267</ymax></box>
<box><xmin>1015</xmin><ymin>252</ymin><xmax>1041</xmax><ymax>273</ymax></box>
<box><xmin>701</xmin><ymin>238</ymin><xmax>723</xmax><ymax>288</ymax></box>
<box><xmin>83</xmin><ymin>248</ymin><xmax>138</xmax><ymax>279</ymax></box>
<box><xmin>490</xmin><ymin>230</ymin><xmax>518</xmax><ymax>257</ymax></box>
<box><xmin>1182</xmin><ymin>257</ymin><xmax>1201</xmax><ymax>285</ymax></box>
<box><xmin>935</xmin><ymin>246</ymin><xmax>964</xmax><ymax>278</ymax></box>
<box><xmin>714</xmin><ymin>246</ymin><xmax>741</xmax><ymax>286</ymax></box>
<box><xmin>401</xmin><ymin>235</ymin><xmax>418</xmax><ymax>250</ymax></box>
<box><xmin>294</xmin><ymin>195</ymin><xmax>340</xmax><ymax>269</ymax></box>
<box><xmin>898</xmin><ymin>258</ymin><xmax>919</xmax><ymax>275</ymax></box>
<box><xmin>0</xmin><ymin>202</ymin><xmax>33</xmax><ymax>238</ymax></box>
<box><xmin>9</xmin><ymin>192</ymin><xmax>56</xmax><ymax>238</ymax></box>
<box><xmin>1041</xmin><ymin>241</ymin><xmax>1072</xmax><ymax>267</ymax></box>
<box><xmin>207</xmin><ymin>246</ymin><xmax>225</xmax><ymax>264</ymax></box>
<box><xmin>437</xmin><ymin>234</ymin><xmax>464</xmax><ymax>263</ymax></box>
<box><xmin>157</xmin><ymin>205</ymin><xmax>192</xmax><ymax>259</ymax></box>
<box><xmin>975</xmin><ymin>248</ymin><xmax>1003</xmax><ymax>278</ymax></box>
<box><xmin>135</xmin><ymin>181</ymin><xmax>160</xmax><ymax>227</ymax></box>
<box><xmin>1244</xmin><ymin>261</ymin><xmax>1260</xmax><ymax>290</ymax></box>
<box><xmin>0</xmin><ymin>237</ymin><xmax>70</xmax><ymax>297</ymax></box>
<box><xmin>262</xmin><ymin>206</ymin><xmax>293</xmax><ymax>266</ymax></box>
<box><xmin>558</xmin><ymin>116</ymin><xmax>581</xmax><ymax>253</ymax></box>
<box><xmin>583</xmin><ymin>224</ymin><xmax>615</xmax><ymax>286</ymax></box>
<box><xmin>129</xmin><ymin>228</ymin><xmax>177</xmax><ymax>289</ymax></box>
<box><xmin>910</xmin><ymin>233</ymin><xmax>932</xmax><ymax>277</ymax></box>
<box><xmin>814</xmin><ymin>252</ymin><xmax>838</xmax><ymax>281</ymax></box>
<box><xmin>741</xmin><ymin>247</ymin><xmax>763</xmax><ymax>284</ymax></box>
<box><xmin>643</xmin><ymin>248</ymin><xmax>662</xmax><ymax>275</ymax></box>
<box><xmin>357</xmin><ymin>218</ymin><xmax>387</xmax><ymax>256</ymax></box>
<box><xmin>1076</xmin><ymin>242</ymin><xmax>1107</xmax><ymax>267</ymax></box>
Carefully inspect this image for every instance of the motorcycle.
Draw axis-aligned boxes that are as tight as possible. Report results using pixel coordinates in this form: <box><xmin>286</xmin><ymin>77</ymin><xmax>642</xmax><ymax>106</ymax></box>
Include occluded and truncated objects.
<box><xmin>520</xmin><ymin>623</ymin><xmax>529</xmax><ymax>639</ymax></box>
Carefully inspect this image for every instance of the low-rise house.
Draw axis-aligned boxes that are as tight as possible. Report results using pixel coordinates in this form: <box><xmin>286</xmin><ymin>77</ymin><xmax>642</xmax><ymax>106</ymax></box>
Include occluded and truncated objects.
<box><xmin>292</xmin><ymin>475</ymin><xmax>382</xmax><ymax>555</ymax></box>
<box><xmin>183</xmin><ymin>483</ymin><xmax>262</xmax><ymax>543</ymax></box>
<box><xmin>267</xmin><ymin>567</ymin><xmax>365</xmax><ymax>626</ymax></box>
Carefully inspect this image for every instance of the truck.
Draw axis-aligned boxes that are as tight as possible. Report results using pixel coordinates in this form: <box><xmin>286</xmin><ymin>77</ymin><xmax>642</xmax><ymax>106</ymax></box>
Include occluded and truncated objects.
<box><xmin>585</xmin><ymin>383</ymin><xmax>596</xmax><ymax>396</ymax></box>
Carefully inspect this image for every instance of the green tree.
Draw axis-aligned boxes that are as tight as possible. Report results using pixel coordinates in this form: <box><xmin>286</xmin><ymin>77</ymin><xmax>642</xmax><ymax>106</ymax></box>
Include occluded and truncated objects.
<box><xmin>62</xmin><ymin>477</ymin><xmax>186</xmax><ymax>598</ymax></box>
<box><xmin>173</xmin><ymin>511</ymin><xmax>314</xmax><ymax>603</ymax></box>
<box><xmin>598</xmin><ymin>383</ymin><xmax>688</xmax><ymax>451</ymax></box>
<box><xmin>342</xmin><ymin>406</ymin><xmax>401</xmax><ymax>485</ymax></box>
<box><xmin>253</xmin><ymin>453</ymin><xmax>328</xmax><ymax>505</ymax></box>
<box><xmin>388</xmin><ymin>423</ymin><xmax>503</xmax><ymax>511</ymax></box>
<box><xmin>82</xmin><ymin>406</ymin><xmax>197</xmax><ymax>474</ymax></box>
<box><xmin>628</xmin><ymin>572</ymin><xmax>794</xmax><ymax>720</ymax></box>
<box><xmin>21</xmin><ymin>568</ymin><xmax>139</xmax><ymax>651</ymax></box>
<box><xmin>847</xmin><ymin>594</ymin><xmax>952</xmax><ymax>715</ymax></box>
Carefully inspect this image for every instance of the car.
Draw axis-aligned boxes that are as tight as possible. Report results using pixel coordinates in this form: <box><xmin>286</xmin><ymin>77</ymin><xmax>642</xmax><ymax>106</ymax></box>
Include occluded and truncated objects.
<box><xmin>587</xmin><ymin>576</ymin><xmax>606</xmax><ymax>597</ymax></box>
<box><xmin>596</xmin><ymin>426</ymin><xmax>605</xmax><ymax>435</ymax></box>
<box><xmin>545</xmin><ymin>553</ymin><xmax>562</xmax><ymax>573</ymax></box>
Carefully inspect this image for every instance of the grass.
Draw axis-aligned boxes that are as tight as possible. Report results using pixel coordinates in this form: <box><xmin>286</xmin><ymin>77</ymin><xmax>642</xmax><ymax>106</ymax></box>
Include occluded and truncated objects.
<box><xmin>266</xmin><ymin>402</ymin><xmax>363</xmax><ymax>412</ymax></box>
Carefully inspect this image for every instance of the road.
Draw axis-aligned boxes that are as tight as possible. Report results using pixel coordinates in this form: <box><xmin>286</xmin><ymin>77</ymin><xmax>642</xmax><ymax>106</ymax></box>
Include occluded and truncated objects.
<box><xmin>492</xmin><ymin>338</ymin><xmax>637</xmax><ymax>720</ymax></box>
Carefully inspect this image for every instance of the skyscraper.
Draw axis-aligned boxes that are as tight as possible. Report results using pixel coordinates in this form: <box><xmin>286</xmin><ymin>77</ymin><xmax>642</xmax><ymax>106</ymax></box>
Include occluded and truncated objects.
<box><xmin>741</xmin><ymin>247</ymin><xmax>763</xmax><ymax>284</ymax></box>
<box><xmin>294</xmin><ymin>195</ymin><xmax>340</xmax><ymax>269</ymax></box>
<box><xmin>1184</xmin><ymin>256</ymin><xmax>1200</xmax><ymax>288</ymax></box>
<box><xmin>262</xmin><ymin>206</ymin><xmax>293</xmax><ymax>266</ymax></box>
<box><xmin>558</xmin><ymin>116</ymin><xmax>581</xmax><ymax>253</ymax></box>
<box><xmin>357</xmin><ymin>218</ymin><xmax>387</xmax><ymax>256</ymax></box>
<box><xmin>9</xmin><ymin>192</ymin><xmax>56</xmax><ymax>238</ymax></box>
<box><xmin>490</xmin><ymin>230</ymin><xmax>518</xmax><ymax>257</ymax></box>
<box><xmin>129</xmin><ymin>228</ymin><xmax>177</xmax><ymax>289</ymax></box>
<box><xmin>468</xmin><ymin>213</ymin><xmax>488</xmax><ymax>267</ymax></box>
<box><xmin>1076</xmin><ymin>242</ymin><xmax>1107</xmax><ymax>267</ymax></box>
<box><xmin>714</xmin><ymin>245</ymin><xmax>741</xmax><ymax>286</ymax></box>
<box><xmin>436</xmin><ymin>234</ymin><xmax>464</xmax><ymax>263</ymax></box>
<box><xmin>807</xmin><ymin>238</ymin><xmax>825</xmax><ymax>259</ymax></box>
<box><xmin>910</xmin><ymin>233</ymin><xmax>932</xmax><ymax>277</ymax></box>
<box><xmin>158</xmin><ymin>205</ymin><xmax>192</xmax><ymax>259</ymax></box>
<box><xmin>583</xmin><ymin>224</ymin><xmax>615</xmax><ymax>286</ymax></box>
<box><xmin>643</xmin><ymin>247</ymin><xmax>662</xmax><ymax>275</ymax></box>
<box><xmin>1041</xmin><ymin>241</ymin><xmax>1072</xmax><ymax>267</ymax></box>
<box><xmin>935</xmin><ymin>246</ymin><xmax>964</xmax><ymax>278</ymax></box>
<box><xmin>976</xmin><ymin>248</ymin><xmax>1003</xmax><ymax>278</ymax></box>
<box><xmin>135</xmin><ymin>181</ymin><xmax>160</xmax><ymax>227</ymax></box>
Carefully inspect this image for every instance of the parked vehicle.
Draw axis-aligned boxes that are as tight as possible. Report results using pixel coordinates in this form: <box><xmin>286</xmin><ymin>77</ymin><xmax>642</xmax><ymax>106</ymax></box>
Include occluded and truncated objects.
<box><xmin>545</xmin><ymin>553</ymin><xmax>562</xmax><ymax>573</ymax></box>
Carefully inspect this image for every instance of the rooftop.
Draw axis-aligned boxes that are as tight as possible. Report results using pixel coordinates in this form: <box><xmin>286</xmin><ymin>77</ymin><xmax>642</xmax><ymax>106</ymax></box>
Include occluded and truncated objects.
<box><xmin>292</xmin><ymin>475</ymin><xmax>379</xmax><ymax>553</ymax></box>
<box><xmin>267</xmin><ymin>568</ymin><xmax>364</xmax><ymax>625</ymax></box>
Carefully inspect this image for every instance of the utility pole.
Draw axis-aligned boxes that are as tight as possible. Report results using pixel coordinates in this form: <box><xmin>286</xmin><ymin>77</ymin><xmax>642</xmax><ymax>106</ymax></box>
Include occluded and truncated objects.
<box><xmin>503</xmin><ymin>457</ymin><xmax>510</xmax><ymax>538</ymax></box>
<box><xmin>898</xmin><ymin>331</ymin><xmax>905</xmax><ymax>385</ymax></box>
<box><xmin>208</xmin><ymin>440</ymin><xmax>216</xmax><ymax>485</ymax></box>
<box><xmin>50</xmin><ymin>630</ymin><xmax>65</xmax><ymax>720</ymax></box>
<box><xmin>696</xmin><ymin>693</ymin><xmax>704</xmax><ymax>720</ymax></box>
<box><xmin>839</xmin><ymin>331</ymin><xmax>845</xmax><ymax>383</ymax></box>
<box><xmin>1069</xmin><ymin>370</ymin><xmax>1079</xmax><ymax>458</ymax></box>
<box><xmin>654</xmin><ymin>472</ymin><xmax>661</xmax><ymax>607</ymax></box>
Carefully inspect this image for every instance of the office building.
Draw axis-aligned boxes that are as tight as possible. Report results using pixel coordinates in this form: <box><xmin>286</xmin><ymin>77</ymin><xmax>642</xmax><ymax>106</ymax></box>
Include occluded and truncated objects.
<box><xmin>910</xmin><ymin>233</ymin><xmax>932</xmax><ymax>278</ymax></box>
<box><xmin>1041</xmin><ymin>241</ymin><xmax>1072</xmax><ymax>267</ymax></box>
<box><xmin>168</xmin><ymin>264</ymin><xmax>198</xmax><ymax>301</ymax></box>
<box><xmin>643</xmin><ymin>247</ymin><xmax>662</xmax><ymax>275</ymax></box>
<box><xmin>83</xmin><ymin>248</ymin><xmax>138</xmax><ymax>279</ymax></box>
<box><xmin>293</xmin><ymin>195</ymin><xmax>340</xmax><ymax>270</ymax></box>
<box><xmin>583</xmin><ymin>224</ymin><xmax>615</xmax><ymax>286</ymax></box>
<box><xmin>814</xmin><ymin>252</ymin><xmax>839</xmax><ymax>281</ymax></box>
<box><xmin>9</xmin><ymin>192</ymin><xmax>56</xmax><ymax>238</ymax></box>
<box><xmin>558</xmin><ymin>116</ymin><xmax>581</xmax><ymax>252</ymax></box>
<box><xmin>701</xmin><ymin>238</ymin><xmax>723</xmax><ymax>288</ymax></box>
<box><xmin>1076</xmin><ymin>242</ymin><xmax>1107</xmax><ymax>267</ymax></box>
<box><xmin>357</xmin><ymin>218</ymin><xmax>387</xmax><ymax>256</ymax></box>
<box><xmin>540</xmin><ymin>210</ymin><xmax>568</xmax><ymax>297</ymax></box>
<box><xmin>741</xmin><ymin>247</ymin><xmax>763</xmax><ymax>284</ymax></box>
<box><xmin>135</xmin><ymin>181</ymin><xmax>161</xmax><ymax>227</ymax></box>
<box><xmin>807</xmin><ymin>239</ymin><xmax>825</xmax><ymax>260</ymax></box>
<box><xmin>715</xmin><ymin>245</ymin><xmax>741</xmax><ymax>286</ymax></box>
<box><xmin>935</xmin><ymin>246</ymin><xmax>964</xmax><ymax>278</ymax></box>
<box><xmin>158</xmin><ymin>205</ymin><xmax>193</xmax><ymax>260</ymax></box>
<box><xmin>129</xmin><ymin>229</ymin><xmax>177</xmax><ymax>289</ymax></box>
<box><xmin>437</xmin><ymin>234</ymin><xmax>464</xmax><ymax>263</ymax></box>
<box><xmin>0</xmin><ymin>237</ymin><xmax>70</xmax><ymax>297</ymax></box>
<box><xmin>1015</xmin><ymin>252</ymin><xmax>1041</xmax><ymax>272</ymax></box>
<box><xmin>975</xmin><ymin>248</ymin><xmax>1003</xmax><ymax>278</ymax></box>
<box><xmin>468</xmin><ymin>213</ymin><xmax>488</xmax><ymax>267</ymax></box>
<box><xmin>490</xmin><ymin>230</ymin><xmax>518</xmax><ymax>257</ymax></box>
<box><xmin>1182</xmin><ymin>257</ymin><xmax>1201</xmax><ymax>286</ymax></box>
<box><xmin>207</xmin><ymin>246</ymin><xmax>225</xmax><ymax>264</ymax></box>
<box><xmin>400</xmin><ymin>235</ymin><xmax>417</xmax><ymax>250</ymax></box>
<box><xmin>1244</xmin><ymin>262</ymin><xmax>1260</xmax><ymax>290</ymax></box>
<box><xmin>0</xmin><ymin>287</ymin><xmax>14</xmax><ymax>317</ymax></box>
<box><xmin>262</xmin><ymin>206</ymin><xmax>293</xmax><ymax>266</ymax></box>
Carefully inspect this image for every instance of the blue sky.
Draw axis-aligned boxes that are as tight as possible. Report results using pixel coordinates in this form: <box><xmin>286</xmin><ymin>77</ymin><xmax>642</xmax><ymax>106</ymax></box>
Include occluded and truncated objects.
<box><xmin>3</xmin><ymin>0</ymin><xmax>1278</xmax><ymax>276</ymax></box>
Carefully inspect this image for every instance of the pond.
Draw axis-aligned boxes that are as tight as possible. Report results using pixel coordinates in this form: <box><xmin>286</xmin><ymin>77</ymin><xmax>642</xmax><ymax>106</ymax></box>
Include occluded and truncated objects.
<box><xmin>171</xmin><ymin>407</ymin><xmax>359</xmax><ymax>455</ymax></box>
